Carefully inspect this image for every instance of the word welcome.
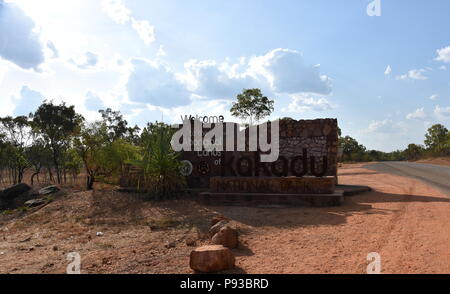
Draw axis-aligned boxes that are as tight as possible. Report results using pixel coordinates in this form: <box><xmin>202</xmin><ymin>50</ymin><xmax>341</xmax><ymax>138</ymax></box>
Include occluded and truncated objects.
<box><xmin>180</xmin><ymin>114</ymin><xmax>225</xmax><ymax>124</ymax></box>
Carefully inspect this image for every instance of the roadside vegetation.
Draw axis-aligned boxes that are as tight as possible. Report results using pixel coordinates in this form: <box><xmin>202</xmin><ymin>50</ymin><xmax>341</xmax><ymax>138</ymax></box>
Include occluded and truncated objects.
<box><xmin>339</xmin><ymin>123</ymin><xmax>450</xmax><ymax>162</ymax></box>
<box><xmin>0</xmin><ymin>101</ymin><xmax>183</xmax><ymax>199</ymax></box>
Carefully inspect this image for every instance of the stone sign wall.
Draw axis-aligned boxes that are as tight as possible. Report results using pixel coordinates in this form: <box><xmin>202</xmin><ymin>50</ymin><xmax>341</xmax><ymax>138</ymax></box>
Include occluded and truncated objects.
<box><xmin>179</xmin><ymin>118</ymin><xmax>338</xmax><ymax>189</ymax></box>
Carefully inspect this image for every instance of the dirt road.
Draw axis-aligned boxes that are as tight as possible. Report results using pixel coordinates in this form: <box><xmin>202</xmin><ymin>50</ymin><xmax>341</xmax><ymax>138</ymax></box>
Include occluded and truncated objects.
<box><xmin>228</xmin><ymin>163</ymin><xmax>450</xmax><ymax>273</ymax></box>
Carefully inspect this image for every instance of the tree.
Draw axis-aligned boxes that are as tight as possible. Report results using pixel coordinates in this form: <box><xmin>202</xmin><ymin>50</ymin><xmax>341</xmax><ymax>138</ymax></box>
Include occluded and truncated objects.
<box><xmin>0</xmin><ymin>116</ymin><xmax>32</xmax><ymax>183</ymax></box>
<box><xmin>31</xmin><ymin>101</ymin><xmax>84</xmax><ymax>184</ymax></box>
<box><xmin>424</xmin><ymin>124</ymin><xmax>449</xmax><ymax>156</ymax></box>
<box><xmin>339</xmin><ymin>136</ymin><xmax>366</xmax><ymax>162</ymax></box>
<box><xmin>230</xmin><ymin>88</ymin><xmax>274</xmax><ymax>125</ymax></box>
<box><xmin>404</xmin><ymin>143</ymin><xmax>425</xmax><ymax>161</ymax></box>
<box><xmin>75</xmin><ymin>121</ymin><xmax>138</xmax><ymax>190</ymax></box>
<box><xmin>99</xmin><ymin>108</ymin><xmax>140</xmax><ymax>143</ymax></box>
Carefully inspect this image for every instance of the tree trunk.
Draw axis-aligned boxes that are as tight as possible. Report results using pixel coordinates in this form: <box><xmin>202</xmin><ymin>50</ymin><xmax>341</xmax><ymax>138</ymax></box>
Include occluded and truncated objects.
<box><xmin>31</xmin><ymin>171</ymin><xmax>40</xmax><ymax>186</ymax></box>
<box><xmin>86</xmin><ymin>175</ymin><xmax>94</xmax><ymax>190</ymax></box>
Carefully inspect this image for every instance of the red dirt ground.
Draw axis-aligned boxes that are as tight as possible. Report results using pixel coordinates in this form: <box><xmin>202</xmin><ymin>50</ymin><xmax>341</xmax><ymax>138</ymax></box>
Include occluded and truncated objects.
<box><xmin>1</xmin><ymin>163</ymin><xmax>449</xmax><ymax>273</ymax></box>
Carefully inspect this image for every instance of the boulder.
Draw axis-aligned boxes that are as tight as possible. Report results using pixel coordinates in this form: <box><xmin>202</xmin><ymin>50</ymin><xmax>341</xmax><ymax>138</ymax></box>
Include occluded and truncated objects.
<box><xmin>38</xmin><ymin>185</ymin><xmax>60</xmax><ymax>196</ymax></box>
<box><xmin>211</xmin><ymin>226</ymin><xmax>238</xmax><ymax>249</ymax></box>
<box><xmin>24</xmin><ymin>199</ymin><xmax>46</xmax><ymax>208</ymax></box>
<box><xmin>209</xmin><ymin>220</ymin><xmax>229</xmax><ymax>236</ymax></box>
<box><xmin>189</xmin><ymin>245</ymin><xmax>235</xmax><ymax>273</ymax></box>
<box><xmin>0</xmin><ymin>183</ymin><xmax>31</xmax><ymax>209</ymax></box>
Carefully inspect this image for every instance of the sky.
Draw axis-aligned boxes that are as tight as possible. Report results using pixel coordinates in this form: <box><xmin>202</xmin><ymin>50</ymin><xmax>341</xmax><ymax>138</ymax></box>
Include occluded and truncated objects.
<box><xmin>1</xmin><ymin>0</ymin><xmax>450</xmax><ymax>152</ymax></box>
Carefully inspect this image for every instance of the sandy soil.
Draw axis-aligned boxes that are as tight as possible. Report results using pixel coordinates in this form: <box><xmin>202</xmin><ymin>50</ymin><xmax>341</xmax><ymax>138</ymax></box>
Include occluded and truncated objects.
<box><xmin>0</xmin><ymin>164</ymin><xmax>449</xmax><ymax>274</ymax></box>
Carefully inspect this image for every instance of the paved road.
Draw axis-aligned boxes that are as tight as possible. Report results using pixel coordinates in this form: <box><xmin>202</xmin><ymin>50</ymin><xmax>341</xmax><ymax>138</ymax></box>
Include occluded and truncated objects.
<box><xmin>364</xmin><ymin>161</ymin><xmax>450</xmax><ymax>196</ymax></box>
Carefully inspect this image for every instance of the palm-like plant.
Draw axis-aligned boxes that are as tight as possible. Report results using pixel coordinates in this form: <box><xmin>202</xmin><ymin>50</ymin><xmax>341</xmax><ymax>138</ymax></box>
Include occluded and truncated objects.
<box><xmin>138</xmin><ymin>122</ymin><xmax>185</xmax><ymax>199</ymax></box>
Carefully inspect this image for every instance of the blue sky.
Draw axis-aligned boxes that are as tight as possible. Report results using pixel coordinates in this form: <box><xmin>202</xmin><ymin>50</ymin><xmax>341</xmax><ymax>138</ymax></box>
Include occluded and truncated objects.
<box><xmin>1</xmin><ymin>0</ymin><xmax>450</xmax><ymax>151</ymax></box>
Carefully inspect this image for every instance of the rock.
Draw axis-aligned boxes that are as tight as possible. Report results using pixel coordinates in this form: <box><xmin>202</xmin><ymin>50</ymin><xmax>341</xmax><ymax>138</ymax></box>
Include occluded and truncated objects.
<box><xmin>185</xmin><ymin>236</ymin><xmax>197</xmax><ymax>247</ymax></box>
<box><xmin>24</xmin><ymin>198</ymin><xmax>46</xmax><ymax>207</ymax></box>
<box><xmin>0</xmin><ymin>183</ymin><xmax>31</xmax><ymax>209</ymax></box>
<box><xmin>210</xmin><ymin>215</ymin><xmax>230</xmax><ymax>227</ymax></box>
<box><xmin>211</xmin><ymin>226</ymin><xmax>238</xmax><ymax>249</ymax></box>
<box><xmin>96</xmin><ymin>232</ymin><xmax>104</xmax><ymax>237</ymax></box>
<box><xmin>189</xmin><ymin>245</ymin><xmax>235</xmax><ymax>273</ymax></box>
<box><xmin>209</xmin><ymin>220</ymin><xmax>229</xmax><ymax>236</ymax></box>
<box><xmin>38</xmin><ymin>185</ymin><xmax>60</xmax><ymax>196</ymax></box>
<box><xmin>52</xmin><ymin>246</ymin><xmax>58</xmax><ymax>251</ymax></box>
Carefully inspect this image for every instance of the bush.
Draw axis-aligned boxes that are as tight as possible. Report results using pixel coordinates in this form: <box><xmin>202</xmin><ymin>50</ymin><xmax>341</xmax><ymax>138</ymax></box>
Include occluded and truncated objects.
<box><xmin>137</xmin><ymin>122</ymin><xmax>185</xmax><ymax>200</ymax></box>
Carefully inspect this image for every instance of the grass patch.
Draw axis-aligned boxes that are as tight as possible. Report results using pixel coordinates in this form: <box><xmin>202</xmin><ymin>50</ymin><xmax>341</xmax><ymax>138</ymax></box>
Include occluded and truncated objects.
<box><xmin>147</xmin><ymin>216</ymin><xmax>180</xmax><ymax>230</ymax></box>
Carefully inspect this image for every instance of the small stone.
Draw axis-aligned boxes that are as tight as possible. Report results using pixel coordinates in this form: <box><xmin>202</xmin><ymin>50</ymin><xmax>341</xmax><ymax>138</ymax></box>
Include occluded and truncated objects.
<box><xmin>185</xmin><ymin>236</ymin><xmax>197</xmax><ymax>247</ymax></box>
<box><xmin>189</xmin><ymin>245</ymin><xmax>235</xmax><ymax>273</ymax></box>
<box><xmin>96</xmin><ymin>232</ymin><xmax>104</xmax><ymax>237</ymax></box>
<box><xmin>38</xmin><ymin>185</ymin><xmax>60</xmax><ymax>196</ymax></box>
<box><xmin>209</xmin><ymin>220</ymin><xmax>229</xmax><ymax>236</ymax></box>
<box><xmin>210</xmin><ymin>215</ymin><xmax>230</xmax><ymax>227</ymax></box>
<box><xmin>52</xmin><ymin>246</ymin><xmax>58</xmax><ymax>251</ymax></box>
<box><xmin>211</xmin><ymin>226</ymin><xmax>239</xmax><ymax>249</ymax></box>
<box><xmin>24</xmin><ymin>198</ymin><xmax>46</xmax><ymax>207</ymax></box>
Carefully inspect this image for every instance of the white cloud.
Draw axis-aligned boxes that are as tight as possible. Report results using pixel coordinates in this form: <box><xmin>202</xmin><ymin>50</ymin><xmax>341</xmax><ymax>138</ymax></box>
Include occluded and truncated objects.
<box><xmin>85</xmin><ymin>91</ymin><xmax>105</xmax><ymax>111</ymax></box>
<box><xmin>70</xmin><ymin>51</ymin><xmax>99</xmax><ymax>69</ymax></box>
<box><xmin>406</xmin><ymin>107</ymin><xmax>427</xmax><ymax>120</ymax></box>
<box><xmin>283</xmin><ymin>94</ymin><xmax>332</xmax><ymax>113</ymax></box>
<box><xmin>384</xmin><ymin>65</ymin><xmax>392</xmax><ymax>75</ymax></box>
<box><xmin>102</xmin><ymin>0</ymin><xmax>155</xmax><ymax>45</ymax></box>
<box><xmin>183</xmin><ymin>59</ymin><xmax>261</xmax><ymax>99</ymax></box>
<box><xmin>0</xmin><ymin>0</ymin><xmax>45</xmax><ymax>70</ymax></box>
<box><xmin>365</xmin><ymin>119</ymin><xmax>408</xmax><ymax>134</ymax></box>
<box><xmin>439</xmin><ymin>65</ymin><xmax>447</xmax><ymax>70</ymax></box>
<box><xmin>126</xmin><ymin>58</ymin><xmax>191</xmax><ymax>107</ymax></box>
<box><xmin>131</xmin><ymin>19</ymin><xmax>155</xmax><ymax>45</ymax></box>
<box><xmin>435</xmin><ymin>46</ymin><xmax>450</xmax><ymax>63</ymax></box>
<box><xmin>156</xmin><ymin>45</ymin><xmax>166</xmax><ymax>57</ymax></box>
<box><xmin>125</xmin><ymin>48</ymin><xmax>333</xmax><ymax>108</ymax></box>
<box><xmin>396</xmin><ymin>69</ymin><xmax>427</xmax><ymax>80</ymax></box>
<box><xmin>101</xmin><ymin>0</ymin><xmax>131</xmax><ymax>24</ymax></box>
<box><xmin>434</xmin><ymin>106</ymin><xmax>450</xmax><ymax>120</ymax></box>
<box><xmin>248</xmin><ymin>48</ymin><xmax>332</xmax><ymax>95</ymax></box>
<box><xmin>429</xmin><ymin>94</ymin><xmax>439</xmax><ymax>101</ymax></box>
<box><xmin>13</xmin><ymin>86</ymin><xmax>45</xmax><ymax>116</ymax></box>
<box><xmin>46</xmin><ymin>41</ymin><xmax>59</xmax><ymax>58</ymax></box>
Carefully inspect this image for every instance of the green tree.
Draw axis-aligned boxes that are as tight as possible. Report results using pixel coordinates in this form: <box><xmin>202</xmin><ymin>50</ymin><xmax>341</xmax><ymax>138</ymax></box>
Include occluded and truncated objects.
<box><xmin>0</xmin><ymin>116</ymin><xmax>32</xmax><ymax>183</ymax></box>
<box><xmin>230</xmin><ymin>88</ymin><xmax>274</xmax><ymax>125</ymax></box>
<box><xmin>424</xmin><ymin>124</ymin><xmax>449</xmax><ymax>156</ymax></box>
<box><xmin>31</xmin><ymin>101</ymin><xmax>84</xmax><ymax>184</ymax></box>
<box><xmin>404</xmin><ymin>143</ymin><xmax>425</xmax><ymax>161</ymax></box>
<box><xmin>75</xmin><ymin>121</ymin><xmax>138</xmax><ymax>190</ymax></box>
<box><xmin>99</xmin><ymin>108</ymin><xmax>140</xmax><ymax>143</ymax></box>
<box><xmin>136</xmin><ymin>122</ymin><xmax>184</xmax><ymax>199</ymax></box>
<box><xmin>339</xmin><ymin>136</ymin><xmax>366</xmax><ymax>162</ymax></box>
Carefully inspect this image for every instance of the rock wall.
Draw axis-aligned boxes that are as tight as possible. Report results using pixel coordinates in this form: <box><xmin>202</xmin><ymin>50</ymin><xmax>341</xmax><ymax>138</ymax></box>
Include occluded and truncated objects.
<box><xmin>179</xmin><ymin>118</ymin><xmax>339</xmax><ymax>189</ymax></box>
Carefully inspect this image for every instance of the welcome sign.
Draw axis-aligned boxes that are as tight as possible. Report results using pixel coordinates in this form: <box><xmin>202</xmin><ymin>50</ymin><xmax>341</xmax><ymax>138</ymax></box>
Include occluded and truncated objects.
<box><xmin>175</xmin><ymin>118</ymin><xmax>339</xmax><ymax>189</ymax></box>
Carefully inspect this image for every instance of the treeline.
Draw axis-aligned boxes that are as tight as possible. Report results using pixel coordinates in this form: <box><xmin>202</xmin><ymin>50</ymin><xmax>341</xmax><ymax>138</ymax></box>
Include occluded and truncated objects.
<box><xmin>339</xmin><ymin>124</ymin><xmax>450</xmax><ymax>162</ymax></box>
<box><xmin>0</xmin><ymin>101</ymin><xmax>183</xmax><ymax>199</ymax></box>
